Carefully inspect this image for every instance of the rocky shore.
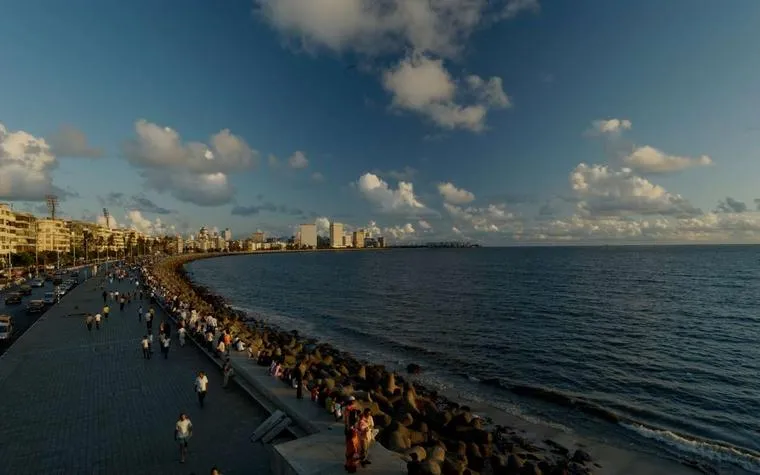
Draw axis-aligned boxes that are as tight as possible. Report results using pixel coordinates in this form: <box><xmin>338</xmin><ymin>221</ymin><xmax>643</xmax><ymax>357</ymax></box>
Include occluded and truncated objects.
<box><xmin>148</xmin><ymin>253</ymin><xmax>600</xmax><ymax>475</ymax></box>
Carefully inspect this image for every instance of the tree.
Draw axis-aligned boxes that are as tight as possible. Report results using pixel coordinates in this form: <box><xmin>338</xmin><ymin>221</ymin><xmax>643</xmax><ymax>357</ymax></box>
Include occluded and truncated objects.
<box><xmin>11</xmin><ymin>252</ymin><xmax>34</xmax><ymax>267</ymax></box>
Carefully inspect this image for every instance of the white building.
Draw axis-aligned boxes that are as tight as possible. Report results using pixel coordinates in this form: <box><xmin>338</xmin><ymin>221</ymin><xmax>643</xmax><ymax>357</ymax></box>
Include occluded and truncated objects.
<box><xmin>223</xmin><ymin>228</ymin><xmax>232</xmax><ymax>242</ymax></box>
<box><xmin>299</xmin><ymin>223</ymin><xmax>317</xmax><ymax>249</ymax></box>
<box><xmin>329</xmin><ymin>222</ymin><xmax>344</xmax><ymax>248</ymax></box>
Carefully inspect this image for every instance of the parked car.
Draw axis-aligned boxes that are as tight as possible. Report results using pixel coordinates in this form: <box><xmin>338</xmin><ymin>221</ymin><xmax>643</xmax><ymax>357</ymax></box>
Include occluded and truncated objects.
<box><xmin>29</xmin><ymin>279</ymin><xmax>44</xmax><ymax>288</ymax></box>
<box><xmin>54</xmin><ymin>286</ymin><xmax>66</xmax><ymax>298</ymax></box>
<box><xmin>4</xmin><ymin>293</ymin><xmax>22</xmax><ymax>305</ymax></box>
<box><xmin>70</xmin><ymin>271</ymin><xmax>79</xmax><ymax>278</ymax></box>
<box><xmin>0</xmin><ymin>315</ymin><xmax>13</xmax><ymax>342</ymax></box>
<box><xmin>26</xmin><ymin>300</ymin><xmax>45</xmax><ymax>314</ymax></box>
<box><xmin>43</xmin><ymin>292</ymin><xmax>57</xmax><ymax>305</ymax></box>
<box><xmin>18</xmin><ymin>285</ymin><xmax>32</xmax><ymax>296</ymax></box>
<box><xmin>52</xmin><ymin>277</ymin><xmax>63</xmax><ymax>286</ymax></box>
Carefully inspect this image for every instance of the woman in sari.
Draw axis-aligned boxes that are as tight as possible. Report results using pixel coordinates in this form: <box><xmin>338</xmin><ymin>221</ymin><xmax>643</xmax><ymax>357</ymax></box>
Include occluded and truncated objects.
<box><xmin>344</xmin><ymin>427</ymin><xmax>361</xmax><ymax>473</ymax></box>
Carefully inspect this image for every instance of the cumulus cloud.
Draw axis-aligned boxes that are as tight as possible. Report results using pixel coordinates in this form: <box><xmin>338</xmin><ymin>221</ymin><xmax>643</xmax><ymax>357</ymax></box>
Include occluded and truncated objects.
<box><xmin>418</xmin><ymin>220</ymin><xmax>432</xmax><ymax>230</ymax></box>
<box><xmin>288</xmin><ymin>150</ymin><xmax>309</xmax><ymax>169</ymax></box>
<box><xmin>0</xmin><ymin>122</ymin><xmax>61</xmax><ymax>201</ymax></box>
<box><xmin>715</xmin><ymin>197</ymin><xmax>747</xmax><ymax>214</ymax></box>
<box><xmin>254</xmin><ymin>0</ymin><xmax>528</xmax><ymax>131</ymax></box>
<box><xmin>315</xmin><ymin>216</ymin><xmax>331</xmax><ymax>235</ymax></box>
<box><xmin>384</xmin><ymin>222</ymin><xmax>416</xmax><ymax>240</ymax></box>
<box><xmin>438</xmin><ymin>182</ymin><xmax>475</xmax><ymax>204</ymax></box>
<box><xmin>125</xmin><ymin>210</ymin><xmax>166</xmax><ymax>236</ymax></box>
<box><xmin>311</xmin><ymin>171</ymin><xmax>325</xmax><ymax>182</ymax></box>
<box><xmin>123</xmin><ymin>120</ymin><xmax>257</xmax><ymax>206</ymax></box>
<box><xmin>48</xmin><ymin>125</ymin><xmax>103</xmax><ymax>158</ymax></box>
<box><xmin>96</xmin><ymin>214</ymin><xmax>119</xmax><ymax>229</ymax></box>
<box><xmin>587</xmin><ymin>119</ymin><xmax>632</xmax><ymax>136</ymax></box>
<box><xmin>570</xmin><ymin>163</ymin><xmax>700</xmax><ymax>217</ymax></box>
<box><xmin>99</xmin><ymin>192</ymin><xmax>173</xmax><ymax>215</ymax></box>
<box><xmin>622</xmin><ymin>145</ymin><xmax>713</xmax><ymax>174</ymax></box>
<box><xmin>382</xmin><ymin>54</ymin><xmax>510</xmax><ymax>131</ymax></box>
<box><xmin>356</xmin><ymin>172</ymin><xmax>426</xmax><ymax>213</ymax></box>
<box><xmin>444</xmin><ymin>202</ymin><xmax>515</xmax><ymax>232</ymax></box>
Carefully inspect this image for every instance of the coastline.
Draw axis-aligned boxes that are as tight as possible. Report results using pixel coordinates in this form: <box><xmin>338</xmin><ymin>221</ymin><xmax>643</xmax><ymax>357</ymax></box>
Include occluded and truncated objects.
<box><xmin>148</xmin><ymin>252</ymin><xmax>704</xmax><ymax>475</ymax></box>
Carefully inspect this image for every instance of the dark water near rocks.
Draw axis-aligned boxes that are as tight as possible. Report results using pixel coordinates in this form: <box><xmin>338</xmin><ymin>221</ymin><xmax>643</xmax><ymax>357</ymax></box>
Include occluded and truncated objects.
<box><xmin>187</xmin><ymin>246</ymin><xmax>760</xmax><ymax>473</ymax></box>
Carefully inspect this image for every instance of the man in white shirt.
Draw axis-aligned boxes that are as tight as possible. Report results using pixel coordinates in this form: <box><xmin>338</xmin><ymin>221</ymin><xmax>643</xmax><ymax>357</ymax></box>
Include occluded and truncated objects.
<box><xmin>178</xmin><ymin>326</ymin><xmax>187</xmax><ymax>347</ymax></box>
<box><xmin>161</xmin><ymin>334</ymin><xmax>171</xmax><ymax>359</ymax></box>
<box><xmin>174</xmin><ymin>413</ymin><xmax>193</xmax><ymax>464</ymax></box>
<box><xmin>94</xmin><ymin>313</ymin><xmax>102</xmax><ymax>330</ymax></box>
<box><xmin>195</xmin><ymin>371</ymin><xmax>209</xmax><ymax>408</ymax></box>
<box><xmin>141</xmin><ymin>335</ymin><xmax>151</xmax><ymax>359</ymax></box>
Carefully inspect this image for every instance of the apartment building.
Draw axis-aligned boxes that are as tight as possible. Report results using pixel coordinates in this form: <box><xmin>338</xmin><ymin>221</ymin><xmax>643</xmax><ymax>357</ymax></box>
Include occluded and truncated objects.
<box><xmin>36</xmin><ymin>219</ymin><xmax>71</xmax><ymax>253</ymax></box>
<box><xmin>0</xmin><ymin>204</ymin><xmax>14</xmax><ymax>257</ymax></box>
<box><xmin>329</xmin><ymin>222</ymin><xmax>344</xmax><ymax>248</ymax></box>
<box><xmin>299</xmin><ymin>223</ymin><xmax>317</xmax><ymax>248</ymax></box>
<box><xmin>352</xmin><ymin>229</ymin><xmax>366</xmax><ymax>249</ymax></box>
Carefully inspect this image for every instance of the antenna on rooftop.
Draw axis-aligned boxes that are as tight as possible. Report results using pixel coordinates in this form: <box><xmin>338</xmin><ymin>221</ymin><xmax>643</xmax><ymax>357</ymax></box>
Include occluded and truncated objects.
<box><xmin>46</xmin><ymin>194</ymin><xmax>59</xmax><ymax>220</ymax></box>
<box><xmin>103</xmin><ymin>208</ymin><xmax>111</xmax><ymax>229</ymax></box>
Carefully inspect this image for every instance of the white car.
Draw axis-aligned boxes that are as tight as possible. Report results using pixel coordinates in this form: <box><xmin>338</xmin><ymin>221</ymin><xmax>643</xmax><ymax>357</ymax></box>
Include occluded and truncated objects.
<box><xmin>43</xmin><ymin>292</ymin><xmax>58</xmax><ymax>305</ymax></box>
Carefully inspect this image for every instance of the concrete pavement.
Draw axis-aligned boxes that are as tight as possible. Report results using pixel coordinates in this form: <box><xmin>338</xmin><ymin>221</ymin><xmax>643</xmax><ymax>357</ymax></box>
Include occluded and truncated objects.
<box><xmin>0</xmin><ymin>270</ymin><xmax>271</xmax><ymax>474</ymax></box>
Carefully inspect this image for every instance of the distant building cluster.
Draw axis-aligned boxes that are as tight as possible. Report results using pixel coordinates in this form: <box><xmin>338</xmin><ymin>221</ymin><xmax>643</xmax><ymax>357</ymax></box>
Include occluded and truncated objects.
<box><xmin>1</xmin><ymin>202</ymin><xmax>161</xmax><ymax>266</ymax></box>
<box><xmin>1</xmin><ymin>202</ymin><xmax>387</xmax><ymax>269</ymax></box>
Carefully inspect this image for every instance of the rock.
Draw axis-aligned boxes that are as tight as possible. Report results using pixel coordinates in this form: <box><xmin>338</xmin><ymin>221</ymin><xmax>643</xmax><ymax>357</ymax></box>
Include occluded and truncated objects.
<box><xmin>429</xmin><ymin>445</ymin><xmax>447</xmax><ymax>464</ymax></box>
<box><xmin>401</xmin><ymin>413</ymin><xmax>415</xmax><ymax>426</ymax></box>
<box><xmin>442</xmin><ymin>455</ymin><xmax>468</xmax><ymax>475</ymax></box>
<box><xmin>571</xmin><ymin>450</ymin><xmax>592</xmax><ymax>464</ymax></box>
<box><xmin>507</xmin><ymin>454</ymin><xmax>524</xmax><ymax>472</ymax></box>
<box><xmin>405</xmin><ymin>446</ymin><xmax>427</xmax><ymax>462</ymax></box>
<box><xmin>383</xmin><ymin>373</ymin><xmax>398</xmax><ymax>396</ymax></box>
<box><xmin>387</xmin><ymin>430</ymin><xmax>412</xmax><ymax>452</ymax></box>
<box><xmin>522</xmin><ymin>461</ymin><xmax>543</xmax><ymax>475</ymax></box>
<box><xmin>420</xmin><ymin>460</ymin><xmax>443</xmax><ymax>475</ymax></box>
<box><xmin>407</xmin><ymin>363</ymin><xmax>423</xmax><ymax>374</ymax></box>
<box><xmin>357</xmin><ymin>365</ymin><xmax>366</xmax><ymax>380</ymax></box>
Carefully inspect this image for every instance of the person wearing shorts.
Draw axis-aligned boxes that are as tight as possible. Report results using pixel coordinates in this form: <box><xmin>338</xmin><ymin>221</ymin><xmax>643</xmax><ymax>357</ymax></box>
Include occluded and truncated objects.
<box><xmin>174</xmin><ymin>413</ymin><xmax>193</xmax><ymax>463</ymax></box>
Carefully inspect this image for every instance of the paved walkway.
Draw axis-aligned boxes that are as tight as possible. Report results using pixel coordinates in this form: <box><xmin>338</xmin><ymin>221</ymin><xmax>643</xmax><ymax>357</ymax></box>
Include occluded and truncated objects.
<box><xmin>0</xmin><ymin>271</ymin><xmax>270</xmax><ymax>475</ymax></box>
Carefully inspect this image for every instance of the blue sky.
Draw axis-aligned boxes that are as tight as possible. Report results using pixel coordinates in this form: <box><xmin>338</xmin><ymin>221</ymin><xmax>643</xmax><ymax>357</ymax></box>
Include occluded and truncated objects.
<box><xmin>1</xmin><ymin>0</ymin><xmax>760</xmax><ymax>244</ymax></box>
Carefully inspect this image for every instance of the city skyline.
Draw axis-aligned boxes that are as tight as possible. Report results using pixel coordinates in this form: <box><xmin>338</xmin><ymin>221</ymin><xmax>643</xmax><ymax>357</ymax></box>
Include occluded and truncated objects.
<box><xmin>2</xmin><ymin>1</ymin><xmax>760</xmax><ymax>245</ymax></box>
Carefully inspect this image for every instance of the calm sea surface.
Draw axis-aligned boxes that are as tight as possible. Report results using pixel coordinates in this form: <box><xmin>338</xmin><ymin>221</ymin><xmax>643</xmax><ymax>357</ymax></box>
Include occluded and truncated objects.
<box><xmin>187</xmin><ymin>246</ymin><xmax>760</xmax><ymax>473</ymax></box>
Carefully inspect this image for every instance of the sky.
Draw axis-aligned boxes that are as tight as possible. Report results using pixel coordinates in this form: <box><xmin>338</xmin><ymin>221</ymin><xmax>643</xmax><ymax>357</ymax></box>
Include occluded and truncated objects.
<box><xmin>1</xmin><ymin>0</ymin><xmax>760</xmax><ymax>245</ymax></box>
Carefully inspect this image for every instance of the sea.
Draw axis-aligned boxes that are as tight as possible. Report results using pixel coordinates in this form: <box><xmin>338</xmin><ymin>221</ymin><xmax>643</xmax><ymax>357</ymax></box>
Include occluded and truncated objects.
<box><xmin>186</xmin><ymin>246</ymin><xmax>760</xmax><ymax>474</ymax></box>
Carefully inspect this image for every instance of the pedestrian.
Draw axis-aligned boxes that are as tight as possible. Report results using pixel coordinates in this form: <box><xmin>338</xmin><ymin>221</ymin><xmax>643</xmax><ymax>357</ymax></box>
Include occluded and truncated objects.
<box><xmin>222</xmin><ymin>360</ymin><xmax>234</xmax><ymax>388</ymax></box>
<box><xmin>344</xmin><ymin>427</ymin><xmax>361</xmax><ymax>473</ymax></box>
<box><xmin>146</xmin><ymin>310</ymin><xmax>153</xmax><ymax>331</ymax></box>
<box><xmin>195</xmin><ymin>371</ymin><xmax>209</xmax><ymax>408</ymax></box>
<box><xmin>138</xmin><ymin>305</ymin><xmax>143</xmax><ymax>322</ymax></box>
<box><xmin>296</xmin><ymin>378</ymin><xmax>304</xmax><ymax>400</ymax></box>
<box><xmin>102</xmin><ymin>290</ymin><xmax>107</xmax><ymax>304</ymax></box>
<box><xmin>174</xmin><ymin>413</ymin><xmax>193</xmax><ymax>464</ymax></box>
<box><xmin>103</xmin><ymin>304</ymin><xmax>110</xmax><ymax>320</ymax></box>
<box><xmin>119</xmin><ymin>296</ymin><xmax>125</xmax><ymax>311</ymax></box>
<box><xmin>141</xmin><ymin>335</ymin><xmax>151</xmax><ymax>359</ymax></box>
<box><xmin>94</xmin><ymin>313</ymin><xmax>102</xmax><ymax>330</ymax></box>
<box><xmin>210</xmin><ymin>467</ymin><xmax>222</xmax><ymax>475</ymax></box>
<box><xmin>85</xmin><ymin>314</ymin><xmax>93</xmax><ymax>332</ymax></box>
<box><xmin>358</xmin><ymin>408</ymin><xmax>375</xmax><ymax>466</ymax></box>
<box><xmin>161</xmin><ymin>334</ymin><xmax>171</xmax><ymax>359</ymax></box>
<box><xmin>178</xmin><ymin>326</ymin><xmax>187</xmax><ymax>347</ymax></box>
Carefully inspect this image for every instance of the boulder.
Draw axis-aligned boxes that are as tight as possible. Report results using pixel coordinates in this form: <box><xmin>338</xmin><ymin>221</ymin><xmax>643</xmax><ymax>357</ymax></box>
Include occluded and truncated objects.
<box><xmin>407</xmin><ymin>363</ymin><xmax>423</xmax><ymax>374</ymax></box>
<box><xmin>571</xmin><ymin>450</ymin><xmax>592</xmax><ymax>464</ymax></box>
<box><xmin>429</xmin><ymin>445</ymin><xmax>447</xmax><ymax>464</ymax></box>
<box><xmin>420</xmin><ymin>460</ymin><xmax>442</xmax><ymax>475</ymax></box>
<box><xmin>405</xmin><ymin>446</ymin><xmax>427</xmax><ymax>462</ymax></box>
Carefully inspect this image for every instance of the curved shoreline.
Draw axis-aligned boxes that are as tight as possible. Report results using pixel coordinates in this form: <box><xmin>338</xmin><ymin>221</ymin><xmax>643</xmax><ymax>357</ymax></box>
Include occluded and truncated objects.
<box><xmin>146</xmin><ymin>253</ymin><xmax>707</xmax><ymax>475</ymax></box>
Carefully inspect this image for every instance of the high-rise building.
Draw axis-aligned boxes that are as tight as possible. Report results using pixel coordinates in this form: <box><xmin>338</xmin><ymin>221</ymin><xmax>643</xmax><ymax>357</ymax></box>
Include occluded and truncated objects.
<box><xmin>0</xmin><ymin>203</ymin><xmax>14</xmax><ymax>258</ymax></box>
<box><xmin>377</xmin><ymin>236</ymin><xmax>385</xmax><ymax>248</ymax></box>
<box><xmin>299</xmin><ymin>223</ymin><xmax>317</xmax><ymax>249</ymax></box>
<box><xmin>252</xmin><ymin>232</ymin><xmax>265</xmax><ymax>243</ymax></box>
<box><xmin>36</xmin><ymin>219</ymin><xmax>71</xmax><ymax>253</ymax></box>
<box><xmin>329</xmin><ymin>222</ymin><xmax>344</xmax><ymax>248</ymax></box>
<box><xmin>11</xmin><ymin>211</ymin><xmax>37</xmax><ymax>253</ymax></box>
<box><xmin>352</xmin><ymin>229</ymin><xmax>366</xmax><ymax>248</ymax></box>
<box><xmin>223</xmin><ymin>228</ymin><xmax>232</xmax><ymax>242</ymax></box>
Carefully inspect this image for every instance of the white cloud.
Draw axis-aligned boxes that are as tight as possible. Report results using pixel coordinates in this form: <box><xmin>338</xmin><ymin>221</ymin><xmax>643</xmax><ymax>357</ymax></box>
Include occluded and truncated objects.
<box><xmin>452</xmin><ymin>226</ymin><xmax>462</xmax><ymax>234</ymax></box>
<box><xmin>382</xmin><ymin>53</ymin><xmax>509</xmax><ymax>131</ymax></box>
<box><xmin>255</xmin><ymin>0</ymin><xmax>527</xmax><ymax>131</ymax></box>
<box><xmin>125</xmin><ymin>210</ymin><xmax>166</xmax><ymax>236</ymax></box>
<box><xmin>418</xmin><ymin>219</ymin><xmax>432</xmax><ymax>230</ymax></box>
<box><xmin>288</xmin><ymin>150</ymin><xmax>309</xmax><ymax>169</ymax></box>
<box><xmin>96</xmin><ymin>214</ymin><xmax>120</xmax><ymax>229</ymax></box>
<box><xmin>384</xmin><ymin>222</ymin><xmax>416</xmax><ymax>240</ymax></box>
<box><xmin>254</xmin><ymin>0</ymin><xmax>536</xmax><ymax>58</ymax></box>
<box><xmin>588</xmin><ymin>118</ymin><xmax>632</xmax><ymax>136</ymax></box>
<box><xmin>311</xmin><ymin>171</ymin><xmax>325</xmax><ymax>182</ymax></box>
<box><xmin>0</xmin><ymin>123</ymin><xmax>58</xmax><ymax>201</ymax></box>
<box><xmin>315</xmin><ymin>216</ymin><xmax>330</xmax><ymax>235</ymax></box>
<box><xmin>622</xmin><ymin>145</ymin><xmax>713</xmax><ymax>174</ymax></box>
<box><xmin>365</xmin><ymin>221</ymin><xmax>382</xmax><ymax>237</ymax></box>
<box><xmin>444</xmin><ymin>202</ymin><xmax>516</xmax><ymax>232</ymax></box>
<box><xmin>123</xmin><ymin>120</ymin><xmax>256</xmax><ymax>206</ymax></box>
<box><xmin>570</xmin><ymin>163</ymin><xmax>700</xmax><ymax>217</ymax></box>
<box><xmin>438</xmin><ymin>182</ymin><xmax>475</xmax><ymax>204</ymax></box>
<box><xmin>356</xmin><ymin>172</ymin><xmax>426</xmax><ymax>213</ymax></box>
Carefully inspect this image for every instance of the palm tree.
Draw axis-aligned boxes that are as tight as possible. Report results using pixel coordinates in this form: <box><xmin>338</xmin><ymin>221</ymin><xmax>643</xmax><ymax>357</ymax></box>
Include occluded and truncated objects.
<box><xmin>96</xmin><ymin>236</ymin><xmax>104</xmax><ymax>262</ymax></box>
<box><xmin>82</xmin><ymin>230</ymin><xmax>93</xmax><ymax>263</ymax></box>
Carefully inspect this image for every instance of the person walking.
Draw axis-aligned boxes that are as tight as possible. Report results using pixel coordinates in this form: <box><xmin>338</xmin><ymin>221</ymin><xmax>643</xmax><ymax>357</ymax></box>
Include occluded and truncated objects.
<box><xmin>103</xmin><ymin>304</ymin><xmax>110</xmax><ymax>320</ymax></box>
<box><xmin>161</xmin><ymin>334</ymin><xmax>171</xmax><ymax>359</ymax></box>
<box><xmin>174</xmin><ymin>413</ymin><xmax>193</xmax><ymax>464</ymax></box>
<box><xmin>222</xmin><ymin>360</ymin><xmax>234</xmax><ymax>388</ymax></box>
<box><xmin>102</xmin><ymin>290</ymin><xmax>107</xmax><ymax>304</ymax></box>
<box><xmin>141</xmin><ymin>335</ymin><xmax>151</xmax><ymax>359</ymax></box>
<box><xmin>195</xmin><ymin>371</ymin><xmax>209</xmax><ymax>408</ymax></box>
<box><xmin>138</xmin><ymin>305</ymin><xmax>143</xmax><ymax>322</ymax></box>
<box><xmin>85</xmin><ymin>314</ymin><xmax>93</xmax><ymax>332</ymax></box>
<box><xmin>358</xmin><ymin>408</ymin><xmax>375</xmax><ymax>466</ymax></box>
<box><xmin>119</xmin><ymin>296</ymin><xmax>125</xmax><ymax>312</ymax></box>
<box><xmin>178</xmin><ymin>326</ymin><xmax>187</xmax><ymax>347</ymax></box>
<box><xmin>94</xmin><ymin>312</ymin><xmax>102</xmax><ymax>330</ymax></box>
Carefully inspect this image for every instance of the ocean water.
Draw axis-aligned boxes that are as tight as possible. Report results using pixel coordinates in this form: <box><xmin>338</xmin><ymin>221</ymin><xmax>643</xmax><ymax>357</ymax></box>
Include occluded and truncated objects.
<box><xmin>187</xmin><ymin>246</ymin><xmax>760</xmax><ymax>473</ymax></box>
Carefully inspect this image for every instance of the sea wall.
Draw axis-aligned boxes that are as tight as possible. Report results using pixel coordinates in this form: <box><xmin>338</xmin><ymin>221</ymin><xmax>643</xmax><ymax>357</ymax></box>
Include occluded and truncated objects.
<box><xmin>148</xmin><ymin>253</ymin><xmax>600</xmax><ymax>475</ymax></box>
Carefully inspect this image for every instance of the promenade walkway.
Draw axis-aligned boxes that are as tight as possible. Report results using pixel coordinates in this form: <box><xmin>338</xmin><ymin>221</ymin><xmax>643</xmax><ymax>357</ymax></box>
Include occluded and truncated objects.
<box><xmin>0</xmin><ymin>272</ymin><xmax>270</xmax><ymax>474</ymax></box>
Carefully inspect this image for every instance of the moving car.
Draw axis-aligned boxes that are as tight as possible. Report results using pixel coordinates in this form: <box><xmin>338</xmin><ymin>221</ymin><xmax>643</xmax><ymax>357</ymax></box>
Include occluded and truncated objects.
<box><xmin>26</xmin><ymin>300</ymin><xmax>45</xmax><ymax>314</ymax></box>
<box><xmin>0</xmin><ymin>315</ymin><xmax>13</xmax><ymax>342</ymax></box>
<box><xmin>43</xmin><ymin>292</ymin><xmax>57</xmax><ymax>305</ymax></box>
<box><xmin>29</xmin><ymin>279</ymin><xmax>44</xmax><ymax>288</ymax></box>
<box><xmin>18</xmin><ymin>285</ymin><xmax>32</xmax><ymax>296</ymax></box>
<box><xmin>4</xmin><ymin>293</ymin><xmax>22</xmax><ymax>305</ymax></box>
